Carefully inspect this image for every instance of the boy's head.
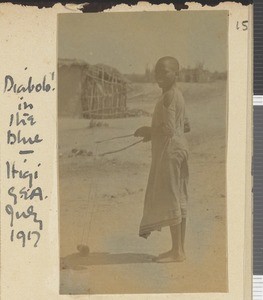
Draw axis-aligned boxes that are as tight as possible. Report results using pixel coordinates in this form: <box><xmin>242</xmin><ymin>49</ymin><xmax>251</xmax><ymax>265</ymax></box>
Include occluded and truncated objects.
<box><xmin>155</xmin><ymin>56</ymin><xmax>179</xmax><ymax>90</ymax></box>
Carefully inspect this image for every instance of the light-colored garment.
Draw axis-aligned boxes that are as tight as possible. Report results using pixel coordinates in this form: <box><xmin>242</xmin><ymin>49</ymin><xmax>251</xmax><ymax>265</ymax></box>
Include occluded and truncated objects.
<box><xmin>139</xmin><ymin>86</ymin><xmax>189</xmax><ymax>239</ymax></box>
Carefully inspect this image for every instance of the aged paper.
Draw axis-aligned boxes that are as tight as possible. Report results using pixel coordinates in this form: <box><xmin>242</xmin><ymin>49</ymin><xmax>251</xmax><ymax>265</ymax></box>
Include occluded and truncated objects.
<box><xmin>0</xmin><ymin>2</ymin><xmax>252</xmax><ymax>299</ymax></box>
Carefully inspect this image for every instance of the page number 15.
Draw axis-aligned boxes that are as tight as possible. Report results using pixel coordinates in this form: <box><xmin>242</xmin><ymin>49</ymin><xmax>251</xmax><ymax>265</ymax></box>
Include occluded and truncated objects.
<box><xmin>236</xmin><ymin>20</ymin><xmax>248</xmax><ymax>31</ymax></box>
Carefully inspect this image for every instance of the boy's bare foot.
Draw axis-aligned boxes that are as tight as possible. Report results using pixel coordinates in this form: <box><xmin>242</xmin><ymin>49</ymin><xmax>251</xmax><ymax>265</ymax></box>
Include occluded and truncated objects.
<box><xmin>156</xmin><ymin>250</ymin><xmax>174</xmax><ymax>259</ymax></box>
<box><xmin>154</xmin><ymin>253</ymin><xmax>185</xmax><ymax>263</ymax></box>
<box><xmin>155</xmin><ymin>249</ymin><xmax>186</xmax><ymax>259</ymax></box>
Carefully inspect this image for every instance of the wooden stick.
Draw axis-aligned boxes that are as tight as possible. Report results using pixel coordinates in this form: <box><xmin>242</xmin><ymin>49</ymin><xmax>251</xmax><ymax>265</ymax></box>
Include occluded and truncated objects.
<box><xmin>99</xmin><ymin>139</ymin><xmax>143</xmax><ymax>156</ymax></box>
<box><xmin>95</xmin><ymin>133</ymin><xmax>134</xmax><ymax>144</ymax></box>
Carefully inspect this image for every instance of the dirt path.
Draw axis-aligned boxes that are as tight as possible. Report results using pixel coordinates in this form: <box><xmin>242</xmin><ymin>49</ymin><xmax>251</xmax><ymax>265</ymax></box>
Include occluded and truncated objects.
<box><xmin>59</xmin><ymin>81</ymin><xmax>227</xmax><ymax>294</ymax></box>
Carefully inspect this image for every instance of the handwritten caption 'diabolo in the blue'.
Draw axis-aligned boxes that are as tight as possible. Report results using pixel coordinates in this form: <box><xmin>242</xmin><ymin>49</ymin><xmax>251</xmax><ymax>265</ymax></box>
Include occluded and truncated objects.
<box><xmin>4</xmin><ymin>68</ymin><xmax>55</xmax><ymax>247</ymax></box>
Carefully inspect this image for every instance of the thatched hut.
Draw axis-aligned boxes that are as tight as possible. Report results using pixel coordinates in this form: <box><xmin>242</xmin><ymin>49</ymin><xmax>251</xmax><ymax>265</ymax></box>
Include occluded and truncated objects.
<box><xmin>58</xmin><ymin>59</ymin><xmax>127</xmax><ymax>119</ymax></box>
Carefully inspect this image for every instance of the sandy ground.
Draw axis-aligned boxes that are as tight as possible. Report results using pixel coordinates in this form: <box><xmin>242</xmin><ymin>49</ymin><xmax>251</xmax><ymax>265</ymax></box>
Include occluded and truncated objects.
<box><xmin>59</xmin><ymin>81</ymin><xmax>227</xmax><ymax>294</ymax></box>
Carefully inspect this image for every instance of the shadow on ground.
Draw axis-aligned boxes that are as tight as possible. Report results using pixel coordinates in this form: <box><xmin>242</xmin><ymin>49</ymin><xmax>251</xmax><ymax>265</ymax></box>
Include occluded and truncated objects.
<box><xmin>61</xmin><ymin>252</ymin><xmax>156</xmax><ymax>270</ymax></box>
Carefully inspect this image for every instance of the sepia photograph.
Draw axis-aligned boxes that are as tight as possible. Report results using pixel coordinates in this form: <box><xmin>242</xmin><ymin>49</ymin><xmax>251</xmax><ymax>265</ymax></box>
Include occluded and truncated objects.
<box><xmin>58</xmin><ymin>11</ymin><xmax>228</xmax><ymax>294</ymax></box>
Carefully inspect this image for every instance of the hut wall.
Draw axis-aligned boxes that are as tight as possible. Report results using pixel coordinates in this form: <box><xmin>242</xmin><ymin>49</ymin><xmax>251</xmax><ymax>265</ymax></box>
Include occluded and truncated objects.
<box><xmin>81</xmin><ymin>69</ymin><xmax>127</xmax><ymax>119</ymax></box>
<box><xmin>58</xmin><ymin>65</ymin><xmax>83</xmax><ymax>118</ymax></box>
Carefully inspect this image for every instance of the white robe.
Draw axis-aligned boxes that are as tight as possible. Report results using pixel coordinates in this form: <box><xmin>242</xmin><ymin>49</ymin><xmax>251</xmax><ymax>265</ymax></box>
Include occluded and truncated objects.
<box><xmin>139</xmin><ymin>86</ymin><xmax>189</xmax><ymax>238</ymax></box>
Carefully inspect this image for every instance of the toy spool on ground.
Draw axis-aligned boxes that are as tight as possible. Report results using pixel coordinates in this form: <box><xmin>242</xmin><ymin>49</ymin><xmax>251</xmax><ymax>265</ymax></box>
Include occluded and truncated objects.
<box><xmin>77</xmin><ymin>244</ymin><xmax>90</xmax><ymax>257</ymax></box>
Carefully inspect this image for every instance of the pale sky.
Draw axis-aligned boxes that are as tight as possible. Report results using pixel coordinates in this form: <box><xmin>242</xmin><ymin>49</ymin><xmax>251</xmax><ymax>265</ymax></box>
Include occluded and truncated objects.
<box><xmin>58</xmin><ymin>11</ymin><xmax>228</xmax><ymax>74</ymax></box>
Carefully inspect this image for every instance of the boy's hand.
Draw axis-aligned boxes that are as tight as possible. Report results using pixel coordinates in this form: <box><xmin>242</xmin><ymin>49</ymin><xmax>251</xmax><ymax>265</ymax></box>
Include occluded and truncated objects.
<box><xmin>142</xmin><ymin>135</ymin><xmax>151</xmax><ymax>142</ymax></box>
<box><xmin>134</xmin><ymin>126</ymin><xmax>152</xmax><ymax>141</ymax></box>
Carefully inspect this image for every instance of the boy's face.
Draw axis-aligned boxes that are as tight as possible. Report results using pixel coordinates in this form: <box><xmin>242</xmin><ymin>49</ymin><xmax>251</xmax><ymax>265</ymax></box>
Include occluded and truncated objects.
<box><xmin>155</xmin><ymin>61</ymin><xmax>177</xmax><ymax>90</ymax></box>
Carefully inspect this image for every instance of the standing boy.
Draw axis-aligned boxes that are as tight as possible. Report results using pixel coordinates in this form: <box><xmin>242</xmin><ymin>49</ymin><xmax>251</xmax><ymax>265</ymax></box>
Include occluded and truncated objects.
<box><xmin>135</xmin><ymin>56</ymin><xmax>189</xmax><ymax>263</ymax></box>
